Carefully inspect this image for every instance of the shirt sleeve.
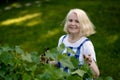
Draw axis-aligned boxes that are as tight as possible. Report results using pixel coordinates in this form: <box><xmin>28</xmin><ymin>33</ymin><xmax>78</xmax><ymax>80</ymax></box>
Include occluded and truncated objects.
<box><xmin>82</xmin><ymin>41</ymin><xmax>96</xmax><ymax>61</ymax></box>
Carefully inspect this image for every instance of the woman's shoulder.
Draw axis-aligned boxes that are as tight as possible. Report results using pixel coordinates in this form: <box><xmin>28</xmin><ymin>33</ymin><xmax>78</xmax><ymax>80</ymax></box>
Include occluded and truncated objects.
<box><xmin>58</xmin><ymin>35</ymin><xmax>67</xmax><ymax>46</ymax></box>
<box><xmin>78</xmin><ymin>36</ymin><xmax>89</xmax><ymax>44</ymax></box>
<box><xmin>81</xmin><ymin>37</ymin><xmax>94</xmax><ymax>48</ymax></box>
<box><xmin>59</xmin><ymin>35</ymin><xmax>67</xmax><ymax>41</ymax></box>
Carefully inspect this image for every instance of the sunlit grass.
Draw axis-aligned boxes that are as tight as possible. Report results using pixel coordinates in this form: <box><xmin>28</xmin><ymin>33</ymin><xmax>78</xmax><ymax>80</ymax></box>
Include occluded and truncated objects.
<box><xmin>0</xmin><ymin>13</ymin><xmax>41</xmax><ymax>26</ymax></box>
<box><xmin>26</xmin><ymin>20</ymin><xmax>41</xmax><ymax>27</ymax></box>
<box><xmin>39</xmin><ymin>28</ymin><xmax>60</xmax><ymax>43</ymax></box>
<box><xmin>106</xmin><ymin>34</ymin><xmax>118</xmax><ymax>44</ymax></box>
<box><xmin>11</xmin><ymin>3</ymin><xmax>22</xmax><ymax>8</ymax></box>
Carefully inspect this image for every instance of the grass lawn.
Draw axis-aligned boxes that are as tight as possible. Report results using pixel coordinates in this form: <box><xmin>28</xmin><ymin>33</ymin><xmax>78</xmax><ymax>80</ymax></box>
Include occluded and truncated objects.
<box><xmin>0</xmin><ymin>0</ymin><xmax>120</xmax><ymax>79</ymax></box>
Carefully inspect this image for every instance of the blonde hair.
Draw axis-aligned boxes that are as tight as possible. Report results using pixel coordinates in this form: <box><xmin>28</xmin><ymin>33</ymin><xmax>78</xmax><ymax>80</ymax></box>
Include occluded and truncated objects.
<box><xmin>63</xmin><ymin>8</ymin><xmax>96</xmax><ymax>36</ymax></box>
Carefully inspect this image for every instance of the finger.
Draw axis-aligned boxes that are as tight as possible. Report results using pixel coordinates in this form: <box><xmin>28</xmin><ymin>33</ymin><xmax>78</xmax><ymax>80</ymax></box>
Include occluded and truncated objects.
<box><xmin>83</xmin><ymin>54</ymin><xmax>89</xmax><ymax>60</ymax></box>
<box><xmin>86</xmin><ymin>57</ymin><xmax>89</xmax><ymax>60</ymax></box>
<box><xmin>88</xmin><ymin>63</ymin><xmax>91</xmax><ymax>66</ymax></box>
<box><xmin>86</xmin><ymin>57</ymin><xmax>92</xmax><ymax>62</ymax></box>
<box><xmin>83</xmin><ymin>54</ymin><xmax>85</xmax><ymax>59</ymax></box>
<box><xmin>89</xmin><ymin>59</ymin><xmax>92</xmax><ymax>62</ymax></box>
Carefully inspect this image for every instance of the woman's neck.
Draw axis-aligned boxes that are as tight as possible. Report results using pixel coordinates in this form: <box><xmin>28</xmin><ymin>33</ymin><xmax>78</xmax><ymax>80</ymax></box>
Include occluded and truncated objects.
<box><xmin>68</xmin><ymin>34</ymin><xmax>83</xmax><ymax>43</ymax></box>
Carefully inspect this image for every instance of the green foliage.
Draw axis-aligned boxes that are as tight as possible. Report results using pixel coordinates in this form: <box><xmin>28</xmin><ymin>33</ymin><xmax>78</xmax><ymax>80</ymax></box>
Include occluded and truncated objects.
<box><xmin>0</xmin><ymin>45</ymin><xmax>40</xmax><ymax>80</ymax></box>
<box><xmin>45</xmin><ymin>44</ymin><xmax>113</xmax><ymax>80</ymax></box>
<box><xmin>0</xmin><ymin>45</ymin><xmax>113</xmax><ymax>80</ymax></box>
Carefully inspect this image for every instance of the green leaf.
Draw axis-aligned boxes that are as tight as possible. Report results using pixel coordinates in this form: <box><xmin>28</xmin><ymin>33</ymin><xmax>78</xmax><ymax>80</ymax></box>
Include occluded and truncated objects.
<box><xmin>67</xmin><ymin>74</ymin><xmax>82</xmax><ymax>80</ymax></box>
<box><xmin>22</xmin><ymin>73</ymin><xmax>32</xmax><ymax>80</ymax></box>
<box><xmin>80</xmin><ymin>63</ymin><xmax>93</xmax><ymax>78</ymax></box>
<box><xmin>80</xmin><ymin>62</ymin><xmax>90</xmax><ymax>72</ymax></box>
<box><xmin>72</xmin><ymin>69</ymin><xmax>86</xmax><ymax>77</ymax></box>
<box><xmin>29</xmin><ymin>65</ymin><xmax>37</xmax><ymax>72</ymax></box>
<box><xmin>0</xmin><ymin>68</ymin><xmax>6</xmax><ymax>78</ymax></box>
<box><xmin>67</xmin><ymin>47</ymin><xmax>75</xmax><ymax>55</ymax></box>
<box><xmin>104</xmin><ymin>76</ymin><xmax>113</xmax><ymax>80</ymax></box>
<box><xmin>42</xmin><ymin>64</ymin><xmax>67</xmax><ymax>80</ymax></box>
<box><xmin>31</xmin><ymin>55</ymin><xmax>40</xmax><ymax>63</ymax></box>
<box><xmin>21</xmin><ymin>53</ymin><xmax>32</xmax><ymax>62</ymax></box>
<box><xmin>0</xmin><ymin>51</ymin><xmax>14</xmax><ymax>66</ymax></box>
<box><xmin>4</xmin><ymin>75</ymin><xmax>12</xmax><ymax>80</ymax></box>
<box><xmin>15</xmin><ymin>46</ymin><xmax>24</xmax><ymax>54</ymax></box>
<box><xmin>70</xmin><ymin>56</ymin><xmax>79</xmax><ymax>68</ymax></box>
<box><xmin>96</xmin><ymin>77</ymin><xmax>103</xmax><ymax>80</ymax></box>
<box><xmin>45</xmin><ymin>48</ymin><xmax>58</xmax><ymax>61</ymax></box>
<box><xmin>57</xmin><ymin>43</ymin><xmax>65</xmax><ymax>54</ymax></box>
<box><xmin>60</xmin><ymin>55</ymin><xmax>74</xmax><ymax>69</ymax></box>
<box><xmin>2</xmin><ymin>45</ymin><xmax>13</xmax><ymax>52</ymax></box>
<box><xmin>30</xmin><ymin>51</ymin><xmax>40</xmax><ymax>63</ymax></box>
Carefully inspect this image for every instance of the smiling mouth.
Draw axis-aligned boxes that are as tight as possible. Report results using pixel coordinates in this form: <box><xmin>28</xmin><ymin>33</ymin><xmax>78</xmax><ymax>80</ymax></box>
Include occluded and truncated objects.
<box><xmin>69</xmin><ymin>27</ymin><xmax>77</xmax><ymax>30</ymax></box>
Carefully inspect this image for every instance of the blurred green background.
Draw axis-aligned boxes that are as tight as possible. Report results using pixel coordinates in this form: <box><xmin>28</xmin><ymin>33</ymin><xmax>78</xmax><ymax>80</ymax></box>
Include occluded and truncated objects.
<box><xmin>0</xmin><ymin>0</ymin><xmax>120</xmax><ymax>79</ymax></box>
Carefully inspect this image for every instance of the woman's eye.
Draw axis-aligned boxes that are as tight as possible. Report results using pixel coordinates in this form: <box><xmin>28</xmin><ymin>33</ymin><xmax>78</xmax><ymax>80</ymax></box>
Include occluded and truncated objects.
<box><xmin>75</xmin><ymin>20</ymin><xmax>79</xmax><ymax>23</ymax></box>
<box><xmin>68</xmin><ymin>19</ymin><xmax>79</xmax><ymax>23</ymax></box>
<box><xmin>68</xmin><ymin>19</ymin><xmax>72</xmax><ymax>22</ymax></box>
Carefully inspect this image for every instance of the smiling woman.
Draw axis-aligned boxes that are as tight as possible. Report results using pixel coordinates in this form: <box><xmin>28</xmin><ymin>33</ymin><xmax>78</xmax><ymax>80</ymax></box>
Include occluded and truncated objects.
<box><xmin>48</xmin><ymin>8</ymin><xmax>100</xmax><ymax>79</ymax></box>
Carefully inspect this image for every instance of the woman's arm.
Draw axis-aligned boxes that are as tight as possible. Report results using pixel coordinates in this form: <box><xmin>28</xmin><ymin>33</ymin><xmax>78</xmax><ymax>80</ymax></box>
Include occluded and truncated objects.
<box><xmin>90</xmin><ymin>59</ymin><xmax>100</xmax><ymax>78</ymax></box>
<box><xmin>83</xmin><ymin>54</ymin><xmax>100</xmax><ymax>78</ymax></box>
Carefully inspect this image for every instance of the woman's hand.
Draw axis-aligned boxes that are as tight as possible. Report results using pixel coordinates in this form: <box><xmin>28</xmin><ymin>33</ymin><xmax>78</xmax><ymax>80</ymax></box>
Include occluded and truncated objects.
<box><xmin>40</xmin><ymin>47</ymin><xmax>50</xmax><ymax>64</ymax></box>
<box><xmin>40</xmin><ymin>53</ymin><xmax>50</xmax><ymax>64</ymax></box>
<box><xmin>83</xmin><ymin>54</ymin><xmax>92</xmax><ymax>66</ymax></box>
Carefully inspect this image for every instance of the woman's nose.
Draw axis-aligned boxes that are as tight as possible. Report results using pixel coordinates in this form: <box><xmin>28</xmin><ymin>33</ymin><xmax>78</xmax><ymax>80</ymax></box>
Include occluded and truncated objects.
<box><xmin>71</xmin><ymin>21</ymin><xmax>76</xmax><ymax>25</ymax></box>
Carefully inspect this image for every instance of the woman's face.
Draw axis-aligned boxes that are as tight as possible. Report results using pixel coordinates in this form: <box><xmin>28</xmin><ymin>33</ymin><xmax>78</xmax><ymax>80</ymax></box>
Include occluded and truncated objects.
<box><xmin>67</xmin><ymin>12</ymin><xmax>80</xmax><ymax>35</ymax></box>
